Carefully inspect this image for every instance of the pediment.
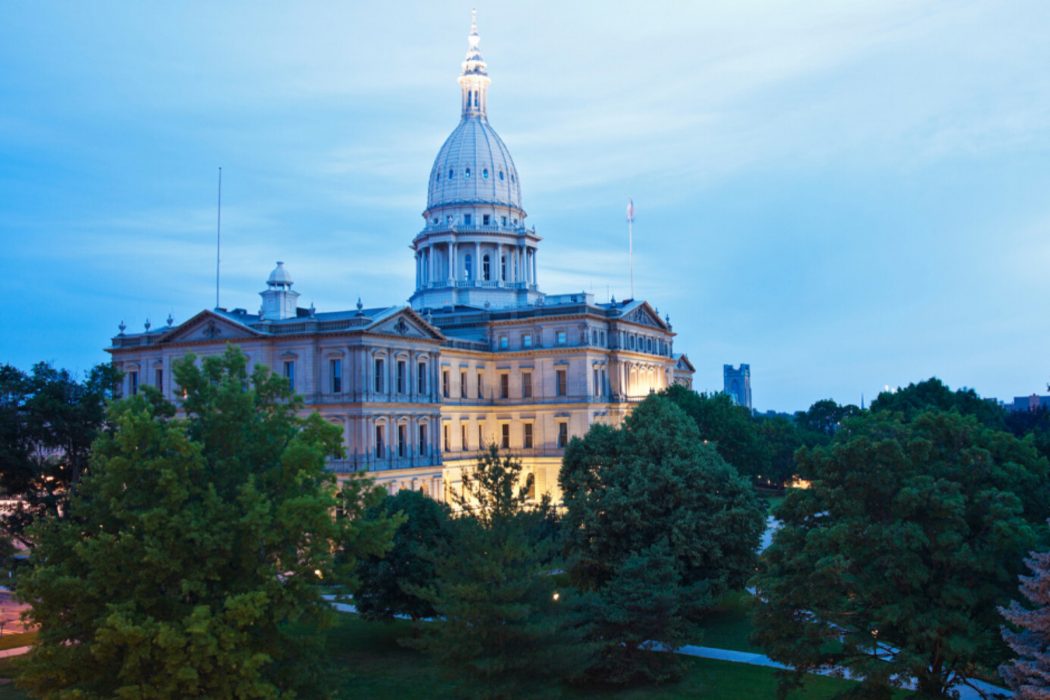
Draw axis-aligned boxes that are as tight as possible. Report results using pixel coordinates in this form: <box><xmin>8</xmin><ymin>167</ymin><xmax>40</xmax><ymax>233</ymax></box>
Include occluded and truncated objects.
<box><xmin>368</xmin><ymin>308</ymin><xmax>443</xmax><ymax>340</ymax></box>
<box><xmin>162</xmin><ymin>311</ymin><xmax>260</xmax><ymax>344</ymax></box>
<box><xmin>675</xmin><ymin>354</ymin><xmax>696</xmax><ymax>372</ymax></box>
<box><xmin>624</xmin><ymin>303</ymin><xmax>667</xmax><ymax>330</ymax></box>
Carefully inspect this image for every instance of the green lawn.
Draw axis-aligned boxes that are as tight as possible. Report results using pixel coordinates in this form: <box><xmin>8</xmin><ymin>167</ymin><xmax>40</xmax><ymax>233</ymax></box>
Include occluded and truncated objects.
<box><xmin>699</xmin><ymin>590</ymin><xmax>761</xmax><ymax>653</ymax></box>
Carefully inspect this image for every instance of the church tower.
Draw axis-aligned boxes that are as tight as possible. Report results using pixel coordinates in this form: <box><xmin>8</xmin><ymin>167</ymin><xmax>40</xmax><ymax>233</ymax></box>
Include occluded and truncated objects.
<box><xmin>410</xmin><ymin>12</ymin><xmax>543</xmax><ymax>311</ymax></box>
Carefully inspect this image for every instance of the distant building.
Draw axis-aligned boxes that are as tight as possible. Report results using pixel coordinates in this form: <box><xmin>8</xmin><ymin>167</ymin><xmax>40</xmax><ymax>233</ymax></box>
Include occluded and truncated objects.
<box><xmin>723</xmin><ymin>364</ymin><xmax>752</xmax><ymax>410</ymax></box>
<box><xmin>1007</xmin><ymin>394</ymin><xmax>1050</xmax><ymax>413</ymax></box>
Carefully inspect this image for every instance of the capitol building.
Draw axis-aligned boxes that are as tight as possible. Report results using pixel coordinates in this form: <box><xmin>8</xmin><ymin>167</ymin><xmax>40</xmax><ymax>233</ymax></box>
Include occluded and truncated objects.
<box><xmin>107</xmin><ymin>16</ymin><xmax>694</xmax><ymax>503</ymax></box>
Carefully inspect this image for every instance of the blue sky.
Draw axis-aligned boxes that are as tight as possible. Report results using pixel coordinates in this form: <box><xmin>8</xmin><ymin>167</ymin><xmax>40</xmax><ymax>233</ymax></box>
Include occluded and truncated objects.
<box><xmin>1</xmin><ymin>1</ymin><xmax>1048</xmax><ymax>411</ymax></box>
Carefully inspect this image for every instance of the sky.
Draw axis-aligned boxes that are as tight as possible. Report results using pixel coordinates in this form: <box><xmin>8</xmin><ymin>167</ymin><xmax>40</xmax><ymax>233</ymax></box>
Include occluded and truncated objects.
<box><xmin>1</xmin><ymin>1</ymin><xmax>1048</xmax><ymax>412</ymax></box>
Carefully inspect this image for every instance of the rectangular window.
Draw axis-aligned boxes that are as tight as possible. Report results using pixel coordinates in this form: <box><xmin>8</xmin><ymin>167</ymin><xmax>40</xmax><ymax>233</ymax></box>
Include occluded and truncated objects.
<box><xmin>477</xmin><ymin>371</ymin><xmax>484</xmax><ymax>399</ymax></box>
<box><xmin>398</xmin><ymin>424</ymin><xmax>406</xmax><ymax>458</ymax></box>
<box><xmin>419</xmin><ymin>424</ymin><xmax>428</xmax><ymax>456</ymax></box>
<box><xmin>556</xmin><ymin>369</ymin><xmax>567</xmax><ymax>397</ymax></box>
<box><xmin>129</xmin><ymin>370</ymin><xmax>139</xmax><ymax>396</ymax></box>
<box><xmin>522</xmin><ymin>371</ymin><xmax>532</xmax><ymax>399</ymax></box>
<box><xmin>374</xmin><ymin>358</ymin><xmax>385</xmax><ymax>393</ymax></box>
<box><xmin>283</xmin><ymin>361</ymin><xmax>295</xmax><ymax>393</ymax></box>
<box><xmin>499</xmin><ymin>335</ymin><xmax>508</xmax><ymax>350</ymax></box>
<box><xmin>418</xmin><ymin>361</ymin><xmax>427</xmax><ymax>394</ymax></box>
<box><xmin>556</xmin><ymin>330</ymin><xmax>567</xmax><ymax>345</ymax></box>
<box><xmin>500</xmin><ymin>373</ymin><xmax>509</xmax><ymax>399</ymax></box>
<box><xmin>155</xmin><ymin>368</ymin><xmax>163</xmax><ymax>390</ymax></box>
<box><xmin>501</xmin><ymin>215</ymin><xmax>508</xmax><ymax>226</ymax></box>
<box><xmin>478</xmin><ymin>424</ymin><xmax>484</xmax><ymax>449</ymax></box>
<box><xmin>396</xmin><ymin>360</ymin><xmax>406</xmax><ymax>393</ymax></box>
<box><xmin>523</xmin><ymin>423</ymin><xmax>534</xmax><ymax>449</ymax></box>
<box><xmin>591</xmin><ymin>329</ymin><xmax>598</xmax><ymax>345</ymax></box>
<box><xmin>461</xmin><ymin>423</ymin><xmax>468</xmax><ymax>451</ymax></box>
<box><xmin>442</xmin><ymin>369</ymin><xmax>450</xmax><ymax>398</ymax></box>
<box><xmin>464</xmin><ymin>213</ymin><xmax>472</xmax><ymax>225</ymax></box>
<box><xmin>483</xmin><ymin>214</ymin><xmax>491</xmax><ymax>226</ymax></box>
<box><xmin>501</xmin><ymin>423</ymin><xmax>510</xmax><ymax>449</ymax></box>
<box><xmin>375</xmin><ymin>424</ymin><xmax>385</xmax><ymax>458</ymax></box>
<box><xmin>593</xmin><ymin>368</ymin><xmax>600</xmax><ymax>396</ymax></box>
<box><xmin>557</xmin><ymin>422</ymin><xmax>568</xmax><ymax>448</ymax></box>
<box><xmin>522</xmin><ymin>334</ymin><xmax>533</xmax><ymax>348</ymax></box>
<box><xmin>330</xmin><ymin>359</ymin><xmax>342</xmax><ymax>393</ymax></box>
<box><xmin>460</xmin><ymin>371</ymin><xmax>467</xmax><ymax>398</ymax></box>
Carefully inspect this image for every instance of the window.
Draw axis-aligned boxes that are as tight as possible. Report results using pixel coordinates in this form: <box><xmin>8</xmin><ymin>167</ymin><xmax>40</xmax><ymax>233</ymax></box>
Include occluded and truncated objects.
<box><xmin>375</xmin><ymin>424</ymin><xmax>385</xmax><ymax>458</ymax></box>
<box><xmin>465</xmin><ymin>254</ymin><xmax>473</xmax><ymax>280</ymax></box>
<box><xmin>155</xmin><ymin>368</ymin><xmax>163</xmax><ymax>390</ymax></box>
<box><xmin>522</xmin><ymin>334</ymin><xmax>533</xmax><ymax>348</ymax></box>
<box><xmin>591</xmin><ymin>329</ymin><xmax>598</xmax><ymax>345</ymax></box>
<box><xmin>465</xmin><ymin>167</ymin><xmax>471</xmax><ymax>178</ymax></box>
<box><xmin>330</xmin><ymin>359</ymin><xmax>342</xmax><ymax>393</ymax></box>
<box><xmin>527</xmin><ymin>474</ymin><xmax>536</xmax><ymax>500</ymax></box>
<box><xmin>556</xmin><ymin>330</ymin><xmax>567</xmax><ymax>345</ymax></box>
<box><xmin>442</xmin><ymin>369</ymin><xmax>450</xmax><ymax>398</ymax></box>
<box><xmin>477</xmin><ymin>371</ymin><xmax>484</xmax><ymax>399</ymax></box>
<box><xmin>483</xmin><ymin>255</ymin><xmax>491</xmax><ymax>281</ymax></box>
<box><xmin>419</xmin><ymin>424</ymin><xmax>428</xmax><ymax>456</ymax></box>
<box><xmin>283</xmin><ymin>361</ymin><xmax>295</xmax><ymax>392</ymax></box>
<box><xmin>482</xmin><ymin>168</ymin><xmax>489</xmax><ymax>179</ymax></box>
<box><xmin>499</xmin><ymin>170</ymin><xmax>505</xmax><ymax>181</ymax></box>
<box><xmin>522</xmin><ymin>371</ymin><xmax>532</xmax><ymax>399</ymax></box>
<box><xmin>129</xmin><ymin>370</ymin><xmax>139</xmax><ymax>396</ymax></box>
<box><xmin>500</xmin><ymin>255</ymin><xmax>507</xmax><ymax>280</ymax></box>
<box><xmin>501</xmin><ymin>423</ymin><xmax>510</xmax><ymax>449</ymax></box>
<box><xmin>464</xmin><ymin>213</ymin><xmax>472</xmax><ymax>226</ymax></box>
<box><xmin>418</xmin><ymin>362</ymin><xmax>427</xmax><ymax>393</ymax></box>
<box><xmin>593</xmin><ymin>368</ymin><xmax>601</xmax><ymax>397</ymax></box>
<box><xmin>501</xmin><ymin>216</ymin><xmax>507</xmax><ymax>226</ymax></box>
<box><xmin>443</xmin><ymin>424</ymin><xmax>450</xmax><ymax>451</ymax></box>
<box><xmin>556</xmin><ymin>369</ymin><xmax>567</xmax><ymax>397</ymax></box>
<box><xmin>557</xmin><ymin>422</ymin><xmax>569</xmax><ymax>448</ymax></box>
<box><xmin>500</xmin><ymin>373</ymin><xmax>509</xmax><ymax>399</ymax></box>
<box><xmin>523</xmin><ymin>423</ymin><xmax>534</xmax><ymax>449</ymax></box>
<box><xmin>499</xmin><ymin>335</ymin><xmax>508</xmax><ymax>350</ymax></box>
<box><xmin>374</xmin><ymin>358</ymin><xmax>385</xmax><ymax>393</ymax></box>
<box><xmin>449</xmin><ymin>168</ymin><xmax>454</xmax><ymax>179</ymax></box>
<box><xmin>478</xmin><ymin>424</ymin><xmax>484</xmax><ymax>449</ymax></box>
<box><xmin>398</xmin><ymin>424</ymin><xmax>407</xmax><ymax>458</ymax></box>
<box><xmin>483</xmin><ymin>214</ymin><xmax>490</xmax><ymax>225</ymax></box>
<box><xmin>396</xmin><ymin>359</ymin><xmax>405</xmax><ymax>393</ymax></box>
<box><xmin>511</xmin><ymin>173</ymin><xmax>516</xmax><ymax>183</ymax></box>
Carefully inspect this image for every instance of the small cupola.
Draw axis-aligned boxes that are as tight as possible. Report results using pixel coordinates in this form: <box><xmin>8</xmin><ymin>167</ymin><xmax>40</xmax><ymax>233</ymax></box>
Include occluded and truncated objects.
<box><xmin>259</xmin><ymin>261</ymin><xmax>300</xmax><ymax>320</ymax></box>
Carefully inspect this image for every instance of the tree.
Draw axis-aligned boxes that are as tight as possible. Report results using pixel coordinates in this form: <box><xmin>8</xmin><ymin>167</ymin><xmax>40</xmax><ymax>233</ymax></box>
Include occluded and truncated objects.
<box><xmin>755</xmin><ymin>414</ymin><xmax>804</xmax><ymax>487</ymax></box>
<box><xmin>356</xmin><ymin>489</ymin><xmax>453</xmax><ymax>621</ymax></box>
<box><xmin>1000</xmin><ymin>541</ymin><xmax>1050</xmax><ymax>699</ymax></box>
<box><xmin>406</xmin><ymin>446</ymin><xmax>579</xmax><ymax>699</ymax></box>
<box><xmin>794</xmin><ymin>398</ymin><xmax>861</xmax><ymax>444</ymax></box>
<box><xmin>16</xmin><ymin>346</ymin><xmax>397</xmax><ymax>698</ymax></box>
<box><xmin>870</xmin><ymin>377</ymin><xmax>1005</xmax><ymax>429</ymax></box>
<box><xmin>661</xmin><ymin>384</ymin><xmax>770</xmax><ymax>479</ymax></box>
<box><xmin>754</xmin><ymin>409</ymin><xmax>1050</xmax><ymax>698</ymax></box>
<box><xmin>0</xmin><ymin>361</ymin><xmax>119</xmax><ymax>546</ymax></box>
<box><xmin>561</xmin><ymin>395</ymin><xmax>766</xmax><ymax>683</ymax></box>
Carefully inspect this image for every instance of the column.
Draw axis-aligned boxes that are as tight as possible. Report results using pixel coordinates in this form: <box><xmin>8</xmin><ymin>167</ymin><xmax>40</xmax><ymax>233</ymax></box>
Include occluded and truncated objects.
<box><xmin>449</xmin><ymin>241</ymin><xmax>457</xmax><ymax>284</ymax></box>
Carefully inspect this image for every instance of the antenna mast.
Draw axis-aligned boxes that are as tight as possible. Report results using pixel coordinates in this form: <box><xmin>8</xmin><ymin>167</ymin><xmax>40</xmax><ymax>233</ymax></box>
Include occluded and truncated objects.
<box><xmin>215</xmin><ymin>166</ymin><xmax>222</xmax><ymax>309</ymax></box>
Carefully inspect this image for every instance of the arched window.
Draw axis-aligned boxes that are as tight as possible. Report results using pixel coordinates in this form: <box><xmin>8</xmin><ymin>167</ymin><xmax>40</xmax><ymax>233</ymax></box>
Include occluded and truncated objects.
<box><xmin>449</xmin><ymin>168</ymin><xmax>454</xmax><ymax>179</ymax></box>
<box><xmin>465</xmin><ymin>167</ymin><xmax>471</xmax><ymax>178</ymax></box>
<box><xmin>482</xmin><ymin>254</ymin><xmax>491</xmax><ymax>281</ymax></box>
<box><xmin>482</xmin><ymin>168</ymin><xmax>489</xmax><ymax>179</ymax></box>
<box><xmin>465</xmin><ymin>254</ymin><xmax>473</xmax><ymax>280</ymax></box>
<box><xmin>499</xmin><ymin>170</ymin><xmax>505</xmax><ymax>181</ymax></box>
<box><xmin>510</xmin><ymin>174</ymin><xmax>516</xmax><ymax>183</ymax></box>
<box><xmin>436</xmin><ymin>172</ymin><xmax>440</xmax><ymax>182</ymax></box>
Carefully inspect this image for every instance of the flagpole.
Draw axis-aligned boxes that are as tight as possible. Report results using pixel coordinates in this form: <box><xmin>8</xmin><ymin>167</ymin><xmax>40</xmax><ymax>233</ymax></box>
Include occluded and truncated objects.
<box><xmin>626</xmin><ymin>198</ymin><xmax>635</xmax><ymax>299</ymax></box>
<box><xmin>215</xmin><ymin>166</ymin><xmax>222</xmax><ymax>310</ymax></box>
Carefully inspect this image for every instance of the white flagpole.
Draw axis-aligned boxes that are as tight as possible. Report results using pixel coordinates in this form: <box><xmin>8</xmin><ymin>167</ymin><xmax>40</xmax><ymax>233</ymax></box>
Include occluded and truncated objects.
<box><xmin>215</xmin><ymin>166</ymin><xmax>222</xmax><ymax>310</ymax></box>
<box><xmin>626</xmin><ymin>198</ymin><xmax>635</xmax><ymax>299</ymax></box>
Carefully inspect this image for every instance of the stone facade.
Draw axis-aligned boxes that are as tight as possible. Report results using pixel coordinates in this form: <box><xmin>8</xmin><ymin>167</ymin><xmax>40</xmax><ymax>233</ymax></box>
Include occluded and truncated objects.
<box><xmin>723</xmin><ymin>363</ymin><xmax>752</xmax><ymax>411</ymax></box>
<box><xmin>106</xmin><ymin>15</ymin><xmax>694</xmax><ymax>504</ymax></box>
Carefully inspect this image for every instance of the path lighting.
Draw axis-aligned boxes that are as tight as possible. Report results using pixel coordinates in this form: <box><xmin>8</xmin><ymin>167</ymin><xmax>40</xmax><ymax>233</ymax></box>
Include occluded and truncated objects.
<box><xmin>871</xmin><ymin>628</ymin><xmax>879</xmax><ymax>656</ymax></box>
<box><xmin>552</xmin><ymin>592</ymin><xmax>560</xmax><ymax>602</ymax></box>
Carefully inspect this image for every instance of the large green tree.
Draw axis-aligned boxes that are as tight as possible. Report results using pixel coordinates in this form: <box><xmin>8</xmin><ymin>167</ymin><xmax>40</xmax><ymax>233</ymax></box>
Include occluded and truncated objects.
<box><xmin>870</xmin><ymin>377</ymin><xmax>1005</xmax><ymax>429</ymax></box>
<box><xmin>16</xmin><ymin>346</ymin><xmax>397</xmax><ymax>699</ymax></box>
<box><xmin>406</xmin><ymin>447</ymin><xmax>579</xmax><ymax>699</ymax></box>
<box><xmin>661</xmin><ymin>384</ymin><xmax>770</xmax><ymax>479</ymax></box>
<box><xmin>754</xmin><ymin>409</ymin><xmax>1050</xmax><ymax>698</ymax></box>
<box><xmin>561</xmin><ymin>395</ymin><xmax>766</xmax><ymax>683</ymax></box>
<box><xmin>0</xmin><ymin>361</ymin><xmax>119</xmax><ymax>546</ymax></box>
<box><xmin>355</xmin><ymin>488</ymin><xmax>453</xmax><ymax>621</ymax></box>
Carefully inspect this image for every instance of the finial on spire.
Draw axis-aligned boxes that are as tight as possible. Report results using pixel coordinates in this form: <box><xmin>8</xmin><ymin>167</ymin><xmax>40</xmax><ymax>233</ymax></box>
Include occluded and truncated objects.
<box><xmin>471</xmin><ymin>8</ymin><xmax>478</xmax><ymax>37</ymax></box>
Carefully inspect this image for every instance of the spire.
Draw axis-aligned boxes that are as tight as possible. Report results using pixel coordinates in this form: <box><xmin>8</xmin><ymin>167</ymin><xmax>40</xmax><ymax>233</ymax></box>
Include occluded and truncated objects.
<box><xmin>458</xmin><ymin>8</ymin><xmax>491</xmax><ymax>119</ymax></box>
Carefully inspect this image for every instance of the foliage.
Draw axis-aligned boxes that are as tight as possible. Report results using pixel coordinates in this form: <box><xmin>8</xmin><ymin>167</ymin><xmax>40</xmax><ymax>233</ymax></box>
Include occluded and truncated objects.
<box><xmin>0</xmin><ymin>361</ymin><xmax>119</xmax><ymax>546</ymax></box>
<box><xmin>755</xmin><ymin>414</ymin><xmax>804</xmax><ymax>486</ymax></box>
<box><xmin>660</xmin><ymin>384</ymin><xmax>771</xmax><ymax>479</ymax></box>
<box><xmin>1000</xmin><ymin>539</ymin><xmax>1050</xmax><ymax>698</ymax></box>
<box><xmin>1007</xmin><ymin>407</ymin><xmax>1050</xmax><ymax>465</ymax></box>
<box><xmin>870</xmin><ymin>377</ymin><xmax>1005</xmax><ymax>429</ymax></box>
<box><xmin>15</xmin><ymin>345</ymin><xmax>397</xmax><ymax>699</ymax></box>
<box><xmin>754</xmin><ymin>409</ymin><xmax>1050</xmax><ymax>698</ymax></box>
<box><xmin>355</xmin><ymin>489</ymin><xmax>453</xmax><ymax>621</ymax></box>
<box><xmin>793</xmin><ymin>399</ymin><xmax>861</xmax><ymax>445</ymax></box>
<box><xmin>561</xmin><ymin>395</ymin><xmax>766</xmax><ymax>683</ymax></box>
<box><xmin>406</xmin><ymin>446</ymin><xmax>581</xmax><ymax>699</ymax></box>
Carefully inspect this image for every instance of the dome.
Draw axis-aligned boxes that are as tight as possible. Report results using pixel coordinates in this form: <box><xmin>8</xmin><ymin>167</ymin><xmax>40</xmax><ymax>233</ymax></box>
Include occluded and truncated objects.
<box><xmin>267</xmin><ymin>261</ymin><xmax>293</xmax><ymax>287</ymax></box>
<box><xmin>426</xmin><ymin>117</ymin><xmax>522</xmax><ymax>211</ymax></box>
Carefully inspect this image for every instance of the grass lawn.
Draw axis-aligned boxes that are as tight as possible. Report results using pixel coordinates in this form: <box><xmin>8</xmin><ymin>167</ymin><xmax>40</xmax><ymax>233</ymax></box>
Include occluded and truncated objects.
<box><xmin>699</xmin><ymin>590</ymin><xmax>761</xmax><ymax>653</ymax></box>
<box><xmin>0</xmin><ymin>633</ymin><xmax>35</xmax><ymax>653</ymax></box>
